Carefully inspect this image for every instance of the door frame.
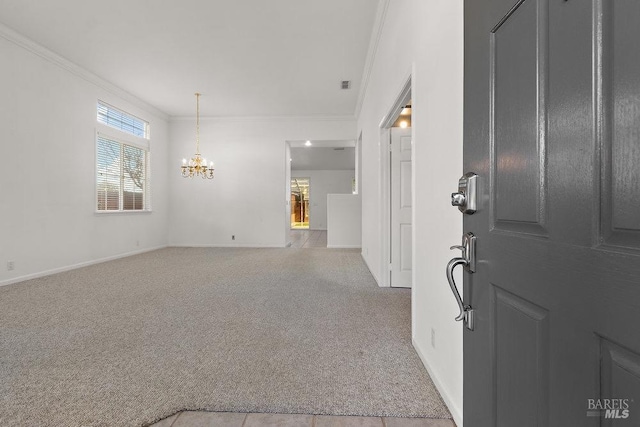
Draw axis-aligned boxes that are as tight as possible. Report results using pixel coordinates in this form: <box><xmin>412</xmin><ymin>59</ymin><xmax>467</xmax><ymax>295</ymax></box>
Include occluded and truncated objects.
<box><xmin>379</xmin><ymin>75</ymin><xmax>412</xmax><ymax>287</ymax></box>
<box><xmin>285</xmin><ymin>141</ymin><xmax>292</xmax><ymax>246</ymax></box>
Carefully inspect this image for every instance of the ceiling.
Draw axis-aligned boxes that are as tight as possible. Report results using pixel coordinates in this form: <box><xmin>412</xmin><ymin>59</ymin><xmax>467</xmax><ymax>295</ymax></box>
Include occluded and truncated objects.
<box><xmin>0</xmin><ymin>0</ymin><xmax>379</xmax><ymax>117</ymax></box>
<box><xmin>291</xmin><ymin>147</ymin><xmax>355</xmax><ymax>171</ymax></box>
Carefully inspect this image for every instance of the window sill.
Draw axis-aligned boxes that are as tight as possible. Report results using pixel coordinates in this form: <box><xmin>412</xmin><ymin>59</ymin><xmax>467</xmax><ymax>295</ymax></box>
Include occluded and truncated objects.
<box><xmin>94</xmin><ymin>210</ymin><xmax>153</xmax><ymax>215</ymax></box>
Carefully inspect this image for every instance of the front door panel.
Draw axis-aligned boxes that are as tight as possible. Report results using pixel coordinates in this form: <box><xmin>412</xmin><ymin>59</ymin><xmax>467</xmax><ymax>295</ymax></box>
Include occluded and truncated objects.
<box><xmin>491</xmin><ymin>0</ymin><xmax>548</xmax><ymax>236</ymax></box>
<box><xmin>601</xmin><ymin>0</ymin><xmax>640</xmax><ymax>249</ymax></box>
<box><xmin>463</xmin><ymin>0</ymin><xmax>640</xmax><ymax>425</ymax></box>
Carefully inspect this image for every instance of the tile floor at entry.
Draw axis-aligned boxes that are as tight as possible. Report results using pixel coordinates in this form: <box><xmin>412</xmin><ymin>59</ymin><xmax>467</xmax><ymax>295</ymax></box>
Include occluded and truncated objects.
<box><xmin>151</xmin><ymin>411</ymin><xmax>456</xmax><ymax>427</ymax></box>
<box><xmin>289</xmin><ymin>229</ymin><xmax>327</xmax><ymax>248</ymax></box>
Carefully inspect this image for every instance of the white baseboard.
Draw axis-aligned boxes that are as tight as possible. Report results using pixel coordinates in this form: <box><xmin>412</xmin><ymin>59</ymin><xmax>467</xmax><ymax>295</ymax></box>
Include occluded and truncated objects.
<box><xmin>360</xmin><ymin>252</ymin><xmax>383</xmax><ymax>287</ymax></box>
<box><xmin>0</xmin><ymin>245</ymin><xmax>167</xmax><ymax>287</ymax></box>
<box><xmin>169</xmin><ymin>243</ymin><xmax>286</xmax><ymax>248</ymax></box>
<box><xmin>412</xmin><ymin>338</ymin><xmax>463</xmax><ymax>427</ymax></box>
<box><xmin>327</xmin><ymin>245</ymin><xmax>361</xmax><ymax>249</ymax></box>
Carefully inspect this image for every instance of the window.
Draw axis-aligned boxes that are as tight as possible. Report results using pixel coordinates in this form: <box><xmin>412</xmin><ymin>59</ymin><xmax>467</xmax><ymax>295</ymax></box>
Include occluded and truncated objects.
<box><xmin>97</xmin><ymin>101</ymin><xmax>149</xmax><ymax>139</ymax></box>
<box><xmin>96</xmin><ymin>102</ymin><xmax>150</xmax><ymax>212</ymax></box>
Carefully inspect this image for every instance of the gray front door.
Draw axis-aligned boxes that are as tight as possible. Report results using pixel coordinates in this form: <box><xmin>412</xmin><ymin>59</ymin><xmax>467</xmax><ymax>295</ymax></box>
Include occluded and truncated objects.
<box><xmin>464</xmin><ymin>0</ymin><xmax>640</xmax><ymax>425</ymax></box>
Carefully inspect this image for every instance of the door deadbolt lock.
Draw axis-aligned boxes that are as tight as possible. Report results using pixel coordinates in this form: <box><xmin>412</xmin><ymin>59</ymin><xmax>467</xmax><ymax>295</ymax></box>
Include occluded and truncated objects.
<box><xmin>451</xmin><ymin>172</ymin><xmax>477</xmax><ymax>214</ymax></box>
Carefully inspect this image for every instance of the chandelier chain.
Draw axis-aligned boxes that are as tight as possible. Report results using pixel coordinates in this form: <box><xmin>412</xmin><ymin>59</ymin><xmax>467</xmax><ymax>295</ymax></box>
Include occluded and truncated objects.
<box><xmin>195</xmin><ymin>92</ymin><xmax>200</xmax><ymax>155</ymax></box>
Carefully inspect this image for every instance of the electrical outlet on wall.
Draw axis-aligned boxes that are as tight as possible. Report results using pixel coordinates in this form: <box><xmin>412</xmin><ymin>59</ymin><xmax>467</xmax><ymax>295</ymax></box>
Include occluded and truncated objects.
<box><xmin>431</xmin><ymin>328</ymin><xmax>436</xmax><ymax>349</ymax></box>
<box><xmin>232</xmin><ymin>235</ymin><xmax>235</xmax><ymax>240</ymax></box>
<box><xmin>7</xmin><ymin>261</ymin><xmax>15</xmax><ymax>271</ymax></box>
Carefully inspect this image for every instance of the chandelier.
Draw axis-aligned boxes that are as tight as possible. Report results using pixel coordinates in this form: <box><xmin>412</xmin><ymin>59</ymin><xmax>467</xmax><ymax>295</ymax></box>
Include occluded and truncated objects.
<box><xmin>181</xmin><ymin>93</ymin><xmax>214</xmax><ymax>179</ymax></box>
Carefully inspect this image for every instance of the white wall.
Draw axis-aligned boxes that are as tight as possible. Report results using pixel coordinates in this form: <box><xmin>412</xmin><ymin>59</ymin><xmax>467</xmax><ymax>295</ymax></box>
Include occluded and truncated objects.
<box><xmin>169</xmin><ymin>119</ymin><xmax>355</xmax><ymax>247</ymax></box>
<box><xmin>327</xmin><ymin>194</ymin><xmax>361</xmax><ymax>248</ymax></box>
<box><xmin>357</xmin><ymin>0</ymin><xmax>464</xmax><ymax>424</ymax></box>
<box><xmin>0</xmin><ymin>31</ymin><xmax>170</xmax><ymax>285</ymax></box>
<box><xmin>292</xmin><ymin>170</ymin><xmax>354</xmax><ymax>230</ymax></box>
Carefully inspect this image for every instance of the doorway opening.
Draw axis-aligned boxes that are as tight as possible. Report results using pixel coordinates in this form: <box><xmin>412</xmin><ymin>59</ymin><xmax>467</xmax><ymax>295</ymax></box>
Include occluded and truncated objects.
<box><xmin>284</xmin><ymin>139</ymin><xmax>357</xmax><ymax>248</ymax></box>
<box><xmin>380</xmin><ymin>76</ymin><xmax>413</xmax><ymax>288</ymax></box>
<box><xmin>291</xmin><ymin>178</ymin><xmax>310</xmax><ymax>229</ymax></box>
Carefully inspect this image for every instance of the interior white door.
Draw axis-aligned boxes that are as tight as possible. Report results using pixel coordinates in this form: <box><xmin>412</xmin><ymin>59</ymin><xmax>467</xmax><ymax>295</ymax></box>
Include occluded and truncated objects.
<box><xmin>390</xmin><ymin>127</ymin><xmax>412</xmax><ymax>288</ymax></box>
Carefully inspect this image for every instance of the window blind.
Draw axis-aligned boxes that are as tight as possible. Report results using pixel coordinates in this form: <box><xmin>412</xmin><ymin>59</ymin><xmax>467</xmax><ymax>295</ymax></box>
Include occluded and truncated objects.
<box><xmin>96</xmin><ymin>135</ymin><xmax>148</xmax><ymax>211</ymax></box>
<box><xmin>97</xmin><ymin>101</ymin><xmax>149</xmax><ymax>139</ymax></box>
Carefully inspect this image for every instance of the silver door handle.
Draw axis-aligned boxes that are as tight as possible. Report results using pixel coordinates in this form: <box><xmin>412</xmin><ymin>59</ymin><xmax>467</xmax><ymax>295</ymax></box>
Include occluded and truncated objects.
<box><xmin>446</xmin><ymin>257</ymin><xmax>473</xmax><ymax>324</ymax></box>
<box><xmin>446</xmin><ymin>232</ymin><xmax>477</xmax><ymax>331</ymax></box>
<box><xmin>447</xmin><ymin>258</ymin><xmax>475</xmax><ymax>331</ymax></box>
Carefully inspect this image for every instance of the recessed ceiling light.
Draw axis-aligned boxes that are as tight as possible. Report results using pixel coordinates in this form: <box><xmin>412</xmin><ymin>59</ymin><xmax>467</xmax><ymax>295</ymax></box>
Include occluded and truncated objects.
<box><xmin>399</xmin><ymin>121</ymin><xmax>408</xmax><ymax>128</ymax></box>
<box><xmin>305</xmin><ymin>141</ymin><xmax>312</xmax><ymax>146</ymax></box>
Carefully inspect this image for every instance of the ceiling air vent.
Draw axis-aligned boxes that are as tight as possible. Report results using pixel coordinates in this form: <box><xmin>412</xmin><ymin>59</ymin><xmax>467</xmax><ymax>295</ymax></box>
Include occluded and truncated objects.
<box><xmin>341</xmin><ymin>80</ymin><xmax>351</xmax><ymax>90</ymax></box>
<box><xmin>334</xmin><ymin>147</ymin><xmax>345</xmax><ymax>151</ymax></box>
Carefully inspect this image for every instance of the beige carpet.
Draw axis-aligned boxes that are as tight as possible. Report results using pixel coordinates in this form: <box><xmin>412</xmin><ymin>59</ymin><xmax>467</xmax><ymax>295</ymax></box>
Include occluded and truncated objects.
<box><xmin>0</xmin><ymin>248</ymin><xmax>451</xmax><ymax>426</ymax></box>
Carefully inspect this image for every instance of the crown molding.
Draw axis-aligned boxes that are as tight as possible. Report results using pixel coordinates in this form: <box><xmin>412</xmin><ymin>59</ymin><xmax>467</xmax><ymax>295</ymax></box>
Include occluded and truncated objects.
<box><xmin>169</xmin><ymin>114</ymin><xmax>356</xmax><ymax>123</ymax></box>
<box><xmin>354</xmin><ymin>0</ymin><xmax>390</xmax><ymax>120</ymax></box>
<box><xmin>0</xmin><ymin>22</ymin><xmax>169</xmax><ymax>121</ymax></box>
